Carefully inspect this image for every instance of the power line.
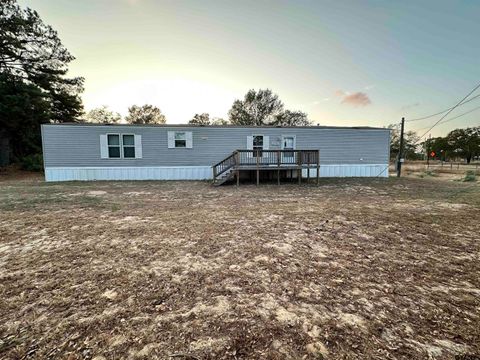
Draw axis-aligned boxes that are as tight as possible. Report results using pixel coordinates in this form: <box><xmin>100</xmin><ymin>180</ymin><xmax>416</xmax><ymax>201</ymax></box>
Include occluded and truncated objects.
<box><xmin>413</xmin><ymin>105</ymin><xmax>480</xmax><ymax>131</ymax></box>
<box><xmin>415</xmin><ymin>82</ymin><xmax>480</xmax><ymax>142</ymax></box>
<box><xmin>406</xmin><ymin>93</ymin><xmax>480</xmax><ymax>122</ymax></box>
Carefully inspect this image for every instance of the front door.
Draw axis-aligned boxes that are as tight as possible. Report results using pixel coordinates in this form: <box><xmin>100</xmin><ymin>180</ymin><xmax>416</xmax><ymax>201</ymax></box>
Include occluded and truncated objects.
<box><xmin>282</xmin><ymin>136</ymin><xmax>295</xmax><ymax>164</ymax></box>
<box><xmin>253</xmin><ymin>135</ymin><xmax>263</xmax><ymax>158</ymax></box>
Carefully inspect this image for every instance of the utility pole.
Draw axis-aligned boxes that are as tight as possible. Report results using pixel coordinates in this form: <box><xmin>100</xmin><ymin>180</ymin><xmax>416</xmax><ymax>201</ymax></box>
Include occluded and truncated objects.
<box><xmin>426</xmin><ymin>133</ymin><xmax>431</xmax><ymax>168</ymax></box>
<box><xmin>397</xmin><ymin>117</ymin><xmax>405</xmax><ymax>177</ymax></box>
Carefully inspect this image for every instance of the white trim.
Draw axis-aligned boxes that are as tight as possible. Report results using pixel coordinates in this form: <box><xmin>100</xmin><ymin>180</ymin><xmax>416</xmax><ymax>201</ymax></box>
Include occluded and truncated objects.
<box><xmin>186</xmin><ymin>131</ymin><xmax>193</xmax><ymax>148</ymax></box>
<box><xmin>100</xmin><ymin>134</ymin><xmax>108</xmax><ymax>159</ymax></box>
<box><xmin>44</xmin><ymin>164</ymin><xmax>389</xmax><ymax>182</ymax></box>
<box><xmin>263</xmin><ymin>135</ymin><xmax>269</xmax><ymax>157</ymax></box>
<box><xmin>246</xmin><ymin>136</ymin><xmax>253</xmax><ymax>151</ymax></box>
<box><xmin>167</xmin><ymin>131</ymin><xmax>175</xmax><ymax>148</ymax></box>
<box><xmin>103</xmin><ymin>133</ymin><xmax>140</xmax><ymax>159</ymax></box>
<box><xmin>134</xmin><ymin>134</ymin><xmax>142</xmax><ymax>159</ymax></box>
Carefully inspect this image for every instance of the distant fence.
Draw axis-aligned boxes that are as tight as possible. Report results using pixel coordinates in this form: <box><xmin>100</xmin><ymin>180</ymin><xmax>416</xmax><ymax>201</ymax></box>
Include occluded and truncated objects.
<box><xmin>392</xmin><ymin>160</ymin><xmax>480</xmax><ymax>174</ymax></box>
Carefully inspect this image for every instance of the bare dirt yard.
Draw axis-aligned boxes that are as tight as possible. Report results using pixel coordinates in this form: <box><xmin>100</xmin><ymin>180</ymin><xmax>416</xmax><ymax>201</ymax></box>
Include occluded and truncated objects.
<box><xmin>1</xmin><ymin>174</ymin><xmax>479</xmax><ymax>359</ymax></box>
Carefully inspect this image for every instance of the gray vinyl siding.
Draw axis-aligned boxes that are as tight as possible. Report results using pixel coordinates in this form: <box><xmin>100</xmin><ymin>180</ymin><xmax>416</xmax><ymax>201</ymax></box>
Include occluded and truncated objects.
<box><xmin>41</xmin><ymin>124</ymin><xmax>390</xmax><ymax>167</ymax></box>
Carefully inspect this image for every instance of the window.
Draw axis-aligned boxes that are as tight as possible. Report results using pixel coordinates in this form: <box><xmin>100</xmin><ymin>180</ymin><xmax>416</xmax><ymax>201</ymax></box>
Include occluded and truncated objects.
<box><xmin>108</xmin><ymin>134</ymin><xmax>120</xmax><ymax>158</ymax></box>
<box><xmin>167</xmin><ymin>131</ymin><xmax>192</xmax><ymax>149</ymax></box>
<box><xmin>122</xmin><ymin>134</ymin><xmax>135</xmax><ymax>158</ymax></box>
<box><xmin>175</xmin><ymin>132</ymin><xmax>186</xmax><ymax>148</ymax></box>
<box><xmin>104</xmin><ymin>134</ymin><xmax>138</xmax><ymax>159</ymax></box>
<box><xmin>253</xmin><ymin>135</ymin><xmax>263</xmax><ymax>157</ymax></box>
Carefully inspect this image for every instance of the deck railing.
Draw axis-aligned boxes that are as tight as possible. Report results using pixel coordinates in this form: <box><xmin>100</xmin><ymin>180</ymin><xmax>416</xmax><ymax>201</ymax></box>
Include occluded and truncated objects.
<box><xmin>236</xmin><ymin>149</ymin><xmax>319</xmax><ymax>167</ymax></box>
<box><xmin>213</xmin><ymin>150</ymin><xmax>320</xmax><ymax>185</ymax></box>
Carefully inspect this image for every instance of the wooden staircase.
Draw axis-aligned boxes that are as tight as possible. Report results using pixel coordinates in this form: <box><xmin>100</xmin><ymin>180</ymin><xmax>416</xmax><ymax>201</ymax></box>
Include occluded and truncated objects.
<box><xmin>212</xmin><ymin>152</ymin><xmax>236</xmax><ymax>186</ymax></box>
<box><xmin>213</xmin><ymin>168</ymin><xmax>235</xmax><ymax>186</ymax></box>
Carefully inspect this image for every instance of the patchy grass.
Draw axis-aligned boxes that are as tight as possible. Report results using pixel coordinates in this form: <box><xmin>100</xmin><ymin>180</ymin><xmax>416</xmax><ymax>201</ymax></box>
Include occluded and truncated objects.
<box><xmin>0</xmin><ymin>176</ymin><xmax>479</xmax><ymax>359</ymax></box>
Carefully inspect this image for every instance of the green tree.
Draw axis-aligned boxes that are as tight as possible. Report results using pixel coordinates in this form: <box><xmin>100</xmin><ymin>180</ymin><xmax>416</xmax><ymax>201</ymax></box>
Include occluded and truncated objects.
<box><xmin>0</xmin><ymin>0</ymin><xmax>83</xmax><ymax>161</ymax></box>
<box><xmin>84</xmin><ymin>106</ymin><xmax>122</xmax><ymax>123</ymax></box>
<box><xmin>211</xmin><ymin>117</ymin><xmax>229</xmax><ymax>125</ymax></box>
<box><xmin>387</xmin><ymin>124</ymin><xmax>421</xmax><ymax>160</ymax></box>
<box><xmin>425</xmin><ymin>136</ymin><xmax>450</xmax><ymax>161</ymax></box>
<box><xmin>228</xmin><ymin>89</ymin><xmax>311</xmax><ymax>126</ymax></box>
<box><xmin>273</xmin><ymin>110</ymin><xmax>311</xmax><ymax>126</ymax></box>
<box><xmin>228</xmin><ymin>89</ymin><xmax>284</xmax><ymax>126</ymax></box>
<box><xmin>189</xmin><ymin>113</ymin><xmax>210</xmax><ymax>125</ymax></box>
<box><xmin>125</xmin><ymin>104</ymin><xmax>166</xmax><ymax>124</ymax></box>
<box><xmin>446</xmin><ymin>127</ymin><xmax>480</xmax><ymax>164</ymax></box>
<box><xmin>0</xmin><ymin>0</ymin><xmax>84</xmax><ymax>121</ymax></box>
<box><xmin>0</xmin><ymin>74</ymin><xmax>50</xmax><ymax>159</ymax></box>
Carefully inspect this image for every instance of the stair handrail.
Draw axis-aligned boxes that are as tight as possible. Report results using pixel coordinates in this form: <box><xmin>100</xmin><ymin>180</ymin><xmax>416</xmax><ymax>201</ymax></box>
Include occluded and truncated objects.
<box><xmin>212</xmin><ymin>151</ymin><xmax>237</xmax><ymax>180</ymax></box>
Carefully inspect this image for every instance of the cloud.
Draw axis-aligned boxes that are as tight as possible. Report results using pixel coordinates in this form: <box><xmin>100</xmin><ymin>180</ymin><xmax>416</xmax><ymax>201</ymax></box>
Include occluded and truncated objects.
<box><xmin>334</xmin><ymin>89</ymin><xmax>346</xmax><ymax>97</ymax></box>
<box><xmin>341</xmin><ymin>92</ymin><xmax>371</xmax><ymax>107</ymax></box>
<box><xmin>364</xmin><ymin>84</ymin><xmax>375</xmax><ymax>90</ymax></box>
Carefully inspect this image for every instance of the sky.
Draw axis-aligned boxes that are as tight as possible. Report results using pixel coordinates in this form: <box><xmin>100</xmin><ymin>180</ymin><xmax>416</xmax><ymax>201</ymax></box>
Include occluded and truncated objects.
<box><xmin>18</xmin><ymin>0</ymin><xmax>480</xmax><ymax>137</ymax></box>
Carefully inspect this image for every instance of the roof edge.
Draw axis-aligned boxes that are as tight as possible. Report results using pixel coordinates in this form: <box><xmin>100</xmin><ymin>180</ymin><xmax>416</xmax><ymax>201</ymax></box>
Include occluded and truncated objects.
<box><xmin>42</xmin><ymin>122</ymin><xmax>390</xmax><ymax>131</ymax></box>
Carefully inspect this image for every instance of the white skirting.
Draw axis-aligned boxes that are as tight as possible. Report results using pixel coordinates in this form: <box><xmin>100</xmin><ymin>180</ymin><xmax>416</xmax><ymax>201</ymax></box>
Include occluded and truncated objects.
<box><xmin>44</xmin><ymin>164</ymin><xmax>388</xmax><ymax>182</ymax></box>
<box><xmin>44</xmin><ymin>166</ymin><xmax>212</xmax><ymax>181</ymax></box>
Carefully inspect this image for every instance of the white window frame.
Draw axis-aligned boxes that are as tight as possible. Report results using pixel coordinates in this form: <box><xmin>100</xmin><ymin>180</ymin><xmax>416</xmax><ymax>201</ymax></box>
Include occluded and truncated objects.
<box><xmin>122</xmin><ymin>133</ymin><xmax>136</xmax><ymax>159</ymax></box>
<box><xmin>106</xmin><ymin>133</ymin><xmax>137</xmax><ymax>159</ymax></box>
<box><xmin>168</xmin><ymin>131</ymin><xmax>192</xmax><ymax>149</ymax></box>
<box><xmin>107</xmin><ymin>133</ymin><xmax>121</xmax><ymax>159</ymax></box>
<box><xmin>174</xmin><ymin>131</ymin><xmax>187</xmax><ymax>148</ymax></box>
<box><xmin>281</xmin><ymin>135</ymin><xmax>296</xmax><ymax>163</ymax></box>
<box><xmin>252</xmin><ymin>134</ymin><xmax>264</xmax><ymax>150</ymax></box>
<box><xmin>281</xmin><ymin>135</ymin><xmax>296</xmax><ymax>150</ymax></box>
<box><xmin>247</xmin><ymin>134</ymin><xmax>270</xmax><ymax>158</ymax></box>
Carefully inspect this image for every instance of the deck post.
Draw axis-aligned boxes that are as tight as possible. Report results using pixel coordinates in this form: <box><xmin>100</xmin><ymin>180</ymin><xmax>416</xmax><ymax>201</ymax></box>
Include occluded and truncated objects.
<box><xmin>307</xmin><ymin>153</ymin><xmax>310</xmax><ymax>184</ymax></box>
<box><xmin>234</xmin><ymin>151</ymin><xmax>240</xmax><ymax>187</ymax></box>
<box><xmin>297</xmin><ymin>151</ymin><xmax>301</xmax><ymax>185</ymax></box>
<box><xmin>277</xmin><ymin>150</ymin><xmax>281</xmax><ymax>185</ymax></box>
<box><xmin>256</xmin><ymin>150</ymin><xmax>259</xmax><ymax>186</ymax></box>
<box><xmin>316</xmin><ymin>150</ymin><xmax>320</xmax><ymax>185</ymax></box>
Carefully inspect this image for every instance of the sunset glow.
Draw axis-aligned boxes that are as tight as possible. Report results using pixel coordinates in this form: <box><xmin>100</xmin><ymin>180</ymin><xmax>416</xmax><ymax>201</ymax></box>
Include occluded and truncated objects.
<box><xmin>18</xmin><ymin>0</ymin><xmax>480</xmax><ymax>135</ymax></box>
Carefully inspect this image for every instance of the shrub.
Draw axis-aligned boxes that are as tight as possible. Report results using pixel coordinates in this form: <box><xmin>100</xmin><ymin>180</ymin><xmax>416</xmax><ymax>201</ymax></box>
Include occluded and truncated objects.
<box><xmin>462</xmin><ymin>170</ymin><xmax>477</xmax><ymax>182</ymax></box>
<box><xmin>20</xmin><ymin>154</ymin><xmax>43</xmax><ymax>171</ymax></box>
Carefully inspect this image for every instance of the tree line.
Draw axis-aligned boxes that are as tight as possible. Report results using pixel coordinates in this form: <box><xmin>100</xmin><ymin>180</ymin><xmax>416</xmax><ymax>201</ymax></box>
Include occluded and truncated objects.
<box><xmin>388</xmin><ymin>124</ymin><xmax>480</xmax><ymax>164</ymax></box>
<box><xmin>85</xmin><ymin>88</ymin><xmax>310</xmax><ymax>126</ymax></box>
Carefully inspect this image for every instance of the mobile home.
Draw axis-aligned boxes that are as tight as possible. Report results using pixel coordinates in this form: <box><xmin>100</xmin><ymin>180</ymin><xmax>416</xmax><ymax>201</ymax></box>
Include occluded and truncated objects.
<box><xmin>41</xmin><ymin>123</ymin><xmax>390</xmax><ymax>183</ymax></box>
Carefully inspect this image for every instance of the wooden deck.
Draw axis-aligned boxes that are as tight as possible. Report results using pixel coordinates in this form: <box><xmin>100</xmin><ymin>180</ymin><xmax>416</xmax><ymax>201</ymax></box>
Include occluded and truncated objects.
<box><xmin>212</xmin><ymin>150</ymin><xmax>320</xmax><ymax>186</ymax></box>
